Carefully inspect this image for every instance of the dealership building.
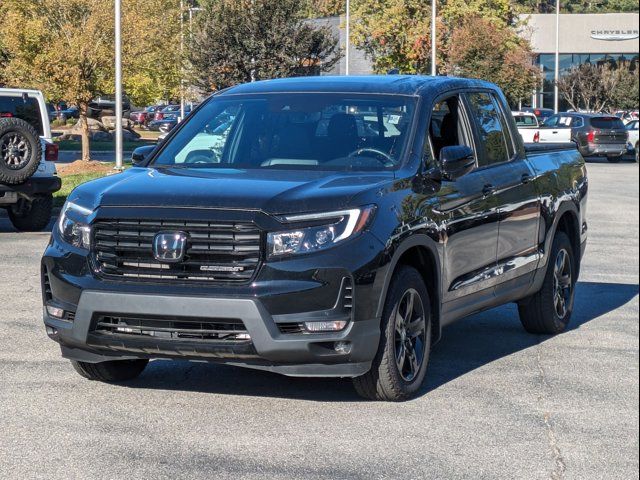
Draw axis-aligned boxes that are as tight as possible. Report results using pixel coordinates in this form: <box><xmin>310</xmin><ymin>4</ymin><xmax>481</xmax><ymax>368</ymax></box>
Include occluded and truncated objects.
<box><xmin>324</xmin><ymin>12</ymin><xmax>639</xmax><ymax>109</ymax></box>
<box><xmin>525</xmin><ymin>13</ymin><xmax>639</xmax><ymax>109</ymax></box>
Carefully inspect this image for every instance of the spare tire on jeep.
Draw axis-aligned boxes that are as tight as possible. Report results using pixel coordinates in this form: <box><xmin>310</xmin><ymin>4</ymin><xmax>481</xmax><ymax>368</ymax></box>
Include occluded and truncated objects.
<box><xmin>0</xmin><ymin>117</ymin><xmax>43</xmax><ymax>185</ymax></box>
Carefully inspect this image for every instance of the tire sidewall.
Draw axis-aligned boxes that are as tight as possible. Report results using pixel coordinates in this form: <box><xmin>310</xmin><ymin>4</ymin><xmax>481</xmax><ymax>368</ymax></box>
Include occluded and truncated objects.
<box><xmin>0</xmin><ymin>118</ymin><xmax>42</xmax><ymax>184</ymax></box>
<box><xmin>380</xmin><ymin>267</ymin><xmax>432</xmax><ymax>397</ymax></box>
<box><xmin>545</xmin><ymin>232</ymin><xmax>576</xmax><ymax>330</ymax></box>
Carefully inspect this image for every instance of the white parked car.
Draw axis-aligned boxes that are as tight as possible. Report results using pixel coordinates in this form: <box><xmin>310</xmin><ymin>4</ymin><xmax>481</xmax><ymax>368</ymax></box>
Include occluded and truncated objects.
<box><xmin>512</xmin><ymin>111</ymin><xmax>573</xmax><ymax>144</ymax></box>
<box><xmin>625</xmin><ymin>119</ymin><xmax>639</xmax><ymax>162</ymax></box>
<box><xmin>0</xmin><ymin>88</ymin><xmax>61</xmax><ymax>231</ymax></box>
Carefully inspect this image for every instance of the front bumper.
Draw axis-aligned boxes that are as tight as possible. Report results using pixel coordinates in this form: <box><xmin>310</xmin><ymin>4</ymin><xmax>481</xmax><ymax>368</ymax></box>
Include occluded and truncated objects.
<box><xmin>42</xmin><ymin>229</ymin><xmax>386</xmax><ymax>378</ymax></box>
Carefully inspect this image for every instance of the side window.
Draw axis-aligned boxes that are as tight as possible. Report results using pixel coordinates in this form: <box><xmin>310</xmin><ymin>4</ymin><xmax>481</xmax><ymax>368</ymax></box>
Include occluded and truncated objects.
<box><xmin>573</xmin><ymin>117</ymin><xmax>584</xmax><ymax>128</ymax></box>
<box><xmin>427</xmin><ymin>95</ymin><xmax>476</xmax><ymax>168</ymax></box>
<box><xmin>466</xmin><ymin>92</ymin><xmax>511</xmax><ymax>167</ymax></box>
<box><xmin>544</xmin><ymin>116</ymin><xmax>558</xmax><ymax>127</ymax></box>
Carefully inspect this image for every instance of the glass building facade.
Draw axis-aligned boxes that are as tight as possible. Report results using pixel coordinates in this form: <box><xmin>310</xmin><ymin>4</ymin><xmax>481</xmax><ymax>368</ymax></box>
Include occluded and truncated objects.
<box><xmin>535</xmin><ymin>53</ymin><xmax>640</xmax><ymax>110</ymax></box>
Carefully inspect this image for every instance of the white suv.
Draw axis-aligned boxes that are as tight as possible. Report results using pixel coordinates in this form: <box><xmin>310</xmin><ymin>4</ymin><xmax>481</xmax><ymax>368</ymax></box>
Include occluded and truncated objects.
<box><xmin>0</xmin><ymin>88</ymin><xmax>61</xmax><ymax>231</ymax></box>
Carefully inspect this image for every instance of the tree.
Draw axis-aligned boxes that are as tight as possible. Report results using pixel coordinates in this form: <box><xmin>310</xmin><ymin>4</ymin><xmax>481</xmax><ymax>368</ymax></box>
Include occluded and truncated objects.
<box><xmin>558</xmin><ymin>63</ymin><xmax>639</xmax><ymax>112</ymax></box>
<box><xmin>350</xmin><ymin>1</ymin><xmax>540</xmax><ymax>106</ymax></box>
<box><xmin>0</xmin><ymin>0</ymin><xmax>114</xmax><ymax>162</ymax></box>
<box><xmin>303</xmin><ymin>0</ymin><xmax>345</xmax><ymax>18</ymax></box>
<box><xmin>559</xmin><ymin>63</ymin><xmax>639</xmax><ymax>112</ymax></box>
<box><xmin>446</xmin><ymin>16</ymin><xmax>540</xmax><ymax>105</ymax></box>
<box><xmin>188</xmin><ymin>0</ymin><xmax>340</xmax><ymax>92</ymax></box>
<box><xmin>0</xmin><ymin>0</ymin><xmax>182</xmax><ymax>162</ymax></box>
<box><xmin>350</xmin><ymin>0</ymin><xmax>442</xmax><ymax>75</ymax></box>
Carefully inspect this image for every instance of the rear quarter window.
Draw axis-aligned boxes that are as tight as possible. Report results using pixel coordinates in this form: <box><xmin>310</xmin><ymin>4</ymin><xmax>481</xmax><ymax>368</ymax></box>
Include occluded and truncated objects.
<box><xmin>590</xmin><ymin>117</ymin><xmax>625</xmax><ymax>130</ymax></box>
<box><xmin>0</xmin><ymin>95</ymin><xmax>44</xmax><ymax>135</ymax></box>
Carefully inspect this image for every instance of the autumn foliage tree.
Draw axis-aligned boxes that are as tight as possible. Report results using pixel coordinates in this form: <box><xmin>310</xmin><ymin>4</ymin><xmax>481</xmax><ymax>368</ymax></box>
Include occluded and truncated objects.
<box><xmin>446</xmin><ymin>16</ymin><xmax>540</xmax><ymax>105</ymax></box>
<box><xmin>351</xmin><ymin>0</ymin><xmax>540</xmax><ymax>107</ymax></box>
<box><xmin>0</xmin><ymin>0</ymin><xmax>182</xmax><ymax>162</ymax></box>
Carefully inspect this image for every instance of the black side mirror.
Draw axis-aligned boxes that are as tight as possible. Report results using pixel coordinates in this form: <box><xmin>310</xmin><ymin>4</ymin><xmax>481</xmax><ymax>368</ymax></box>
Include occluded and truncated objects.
<box><xmin>439</xmin><ymin>146</ymin><xmax>475</xmax><ymax>181</ymax></box>
<box><xmin>131</xmin><ymin>145</ymin><xmax>156</xmax><ymax>166</ymax></box>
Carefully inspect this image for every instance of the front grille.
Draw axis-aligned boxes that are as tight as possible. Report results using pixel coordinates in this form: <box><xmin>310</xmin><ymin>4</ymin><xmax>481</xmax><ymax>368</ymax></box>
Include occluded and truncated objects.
<box><xmin>94</xmin><ymin>315</ymin><xmax>249</xmax><ymax>342</ymax></box>
<box><xmin>92</xmin><ymin>219</ymin><xmax>262</xmax><ymax>284</ymax></box>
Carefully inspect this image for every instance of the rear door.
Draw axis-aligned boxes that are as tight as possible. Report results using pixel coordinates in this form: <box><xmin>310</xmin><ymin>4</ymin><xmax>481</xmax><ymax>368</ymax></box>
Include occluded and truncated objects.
<box><xmin>465</xmin><ymin>91</ymin><xmax>541</xmax><ymax>293</ymax></box>
<box><xmin>539</xmin><ymin>115</ymin><xmax>573</xmax><ymax>143</ymax></box>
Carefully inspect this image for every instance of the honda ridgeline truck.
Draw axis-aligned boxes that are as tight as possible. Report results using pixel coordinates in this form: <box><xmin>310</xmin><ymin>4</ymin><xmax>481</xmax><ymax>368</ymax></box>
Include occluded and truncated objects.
<box><xmin>41</xmin><ymin>77</ymin><xmax>588</xmax><ymax>401</ymax></box>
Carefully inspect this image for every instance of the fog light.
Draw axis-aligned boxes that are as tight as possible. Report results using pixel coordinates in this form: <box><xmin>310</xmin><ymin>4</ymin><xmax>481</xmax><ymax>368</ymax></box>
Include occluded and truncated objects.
<box><xmin>304</xmin><ymin>320</ymin><xmax>347</xmax><ymax>332</ymax></box>
<box><xmin>46</xmin><ymin>305</ymin><xmax>65</xmax><ymax>319</ymax></box>
<box><xmin>334</xmin><ymin>341</ymin><xmax>352</xmax><ymax>355</ymax></box>
<box><xmin>46</xmin><ymin>326</ymin><xmax>58</xmax><ymax>336</ymax></box>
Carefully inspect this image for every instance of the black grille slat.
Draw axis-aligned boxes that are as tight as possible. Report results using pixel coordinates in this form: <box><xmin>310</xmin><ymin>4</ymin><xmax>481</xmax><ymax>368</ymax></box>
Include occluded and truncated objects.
<box><xmin>92</xmin><ymin>219</ymin><xmax>262</xmax><ymax>284</ymax></box>
<box><xmin>95</xmin><ymin>315</ymin><xmax>249</xmax><ymax>342</ymax></box>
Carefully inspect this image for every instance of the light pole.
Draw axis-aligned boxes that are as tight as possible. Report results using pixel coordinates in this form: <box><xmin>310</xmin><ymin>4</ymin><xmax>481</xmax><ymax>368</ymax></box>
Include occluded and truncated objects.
<box><xmin>554</xmin><ymin>0</ymin><xmax>560</xmax><ymax>113</ymax></box>
<box><xmin>114</xmin><ymin>0</ymin><xmax>123</xmax><ymax>171</ymax></box>
<box><xmin>180</xmin><ymin>0</ymin><xmax>186</xmax><ymax>120</ymax></box>
<box><xmin>431</xmin><ymin>0</ymin><xmax>437</xmax><ymax>76</ymax></box>
<box><xmin>345</xmin><ymin>0</ymin><xmax>350</xmax><ymax>75</ymax></box>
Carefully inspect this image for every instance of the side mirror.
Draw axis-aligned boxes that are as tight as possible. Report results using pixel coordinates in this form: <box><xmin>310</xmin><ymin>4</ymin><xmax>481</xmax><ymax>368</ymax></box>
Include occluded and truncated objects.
<box><xmin>131</xmin><ymin>145</ymin><xmax>156</xmax><ymax>166</ymax></box>
<box><xmin>439</xmin><ymin>146</ymin><xmax>475</xmax><ymax>181</ymax></box>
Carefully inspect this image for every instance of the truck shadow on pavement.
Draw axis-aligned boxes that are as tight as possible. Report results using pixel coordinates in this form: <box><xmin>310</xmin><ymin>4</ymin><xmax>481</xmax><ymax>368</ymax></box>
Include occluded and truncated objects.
<box><xmin>127</xmin><ymin>280</ymin><xmax>638</xmax><ymax>402</ymax></box>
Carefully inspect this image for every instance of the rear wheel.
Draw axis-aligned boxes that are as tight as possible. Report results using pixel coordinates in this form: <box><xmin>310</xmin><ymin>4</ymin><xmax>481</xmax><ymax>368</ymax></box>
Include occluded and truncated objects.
<box><xmin>518</xmin><ymin>232</ymin><xmax>576</xmax><ymax>334</ymax></box>
<box><xmin>0</xmin><ymin>118</ymin><xmax>42</xmax><ymax>184</ymax></box>
<box><xmin>8</xmin><ymin>194</ymin><xmax>53</xmax><ymax>232</ymax></box>
<box><xmin>635</xmin><ymin>143</ymin><xmax>639</xmax><ymax>163</ymax></box>
<box><xmin>353</xmin><ymin>266</ymin><xmax>432</xmax><ymax>401</ymax></box>
<box><xmin>71</xmin><ymin>359</ymin><xmax>149</xmax><ymax>382</ymax></box>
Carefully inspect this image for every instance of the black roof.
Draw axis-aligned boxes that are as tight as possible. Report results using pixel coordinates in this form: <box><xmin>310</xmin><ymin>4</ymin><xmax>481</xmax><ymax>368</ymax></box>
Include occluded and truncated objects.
<box><xmin>220</xmin><ymin>75</ymin><xmax>498</xmax><ymax>98</ymax></box>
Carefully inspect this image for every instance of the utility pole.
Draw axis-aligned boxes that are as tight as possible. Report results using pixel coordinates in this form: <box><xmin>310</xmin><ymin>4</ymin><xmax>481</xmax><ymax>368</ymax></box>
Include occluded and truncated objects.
<box><xmin>554</xmin><ymin>0</ymin><xmax>560</xmax><ymax>113</ymax></box>
<box><xmin>431</xmin><ymin>0</ymin><xmax>437</xmax><ymax>76</ymax></box>
<box><xmin>345</xmin><ymin>0</ymin><xmax>350</xmax><ymax>75</ymax></box>
<box><xmin>114</xmin><ymin>0</ymin><xmax>123</xmax><ymax>171</ymax></box>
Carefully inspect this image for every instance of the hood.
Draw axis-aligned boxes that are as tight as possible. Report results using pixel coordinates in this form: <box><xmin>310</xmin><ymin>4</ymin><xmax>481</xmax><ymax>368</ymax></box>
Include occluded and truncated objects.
<box><xmin>71</xmin><ymin>167</ymin><xmax>394</xmax><ymax>215</ymax></box>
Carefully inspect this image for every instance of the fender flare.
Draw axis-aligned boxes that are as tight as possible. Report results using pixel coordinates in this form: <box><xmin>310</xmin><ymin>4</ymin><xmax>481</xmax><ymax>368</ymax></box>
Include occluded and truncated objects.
<box><xmin>375</xmin><ymin>234</ymin><xmax>443</xmax><ymax>341</ymax></box>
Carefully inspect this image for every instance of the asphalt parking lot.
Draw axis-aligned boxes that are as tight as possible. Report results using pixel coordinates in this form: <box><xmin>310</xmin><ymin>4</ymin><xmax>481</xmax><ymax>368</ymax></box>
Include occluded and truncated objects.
<box><xmin>0</xmin><ymin>159</ymin><xmax>638</xmax><ymax>480</ymax></box>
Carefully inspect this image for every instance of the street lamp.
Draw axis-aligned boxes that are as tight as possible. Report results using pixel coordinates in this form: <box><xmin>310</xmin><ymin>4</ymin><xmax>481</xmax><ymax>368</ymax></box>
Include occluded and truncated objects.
<box><xmin>345</xmin><ymin>0</ymin><xmax>350</xmax><ymax>75</ymax></box>
<box><xmin>115</xmin><ymin>0</ymin><xmax>123</xmax><ymax>171</ymax></box>
<box><xmin>554</xmin><ymin>0</ymin><xmax>560</xmax><ymax>113</ymax></box>
<box><xmin>431</xmin><ymin>0</ymin><xmax>437</xmax><ymax>76</ymax></box>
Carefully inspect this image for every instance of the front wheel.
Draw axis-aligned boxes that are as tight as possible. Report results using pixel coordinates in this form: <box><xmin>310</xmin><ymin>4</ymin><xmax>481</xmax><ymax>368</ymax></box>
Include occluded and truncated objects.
<box><xmin>353</xmin><ymin>266</ymin><xmax>432</xmax><ymax>401</ymax></box>
<box><xmin>71</xmin><ymin>359</ymin><xmax>149</xmax><ymax>382</ymax></box>
<box><xmin>518</xmin><ymin>232</ymin><xmax>576</xmax><ymax>334</ymax></box>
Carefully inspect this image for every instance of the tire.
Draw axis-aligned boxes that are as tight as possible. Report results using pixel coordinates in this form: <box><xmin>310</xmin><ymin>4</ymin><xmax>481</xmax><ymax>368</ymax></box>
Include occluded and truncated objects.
<box><xmin>8</xmin><ymin>194</ymin><xmax>53</xmax><ymax>232</ymax></box>
<box><xmin>518</xmin><ymin>231</ymin><xmax>576</xmax><ymax>335</ymax></box>
<box><xmin>607</xmin><ymin>155</ymin><xmax>623</xmax><ymax>163</ymax></box>
<box><xmin>635</xmin><ymin>143</ymin><xmax>639</xmax><ymax>163</ymax></box>
<box><xmin>0</xmin><ymin>118</ymin><xmax>43</xmax><ymax>185</ymax></box>
<box><xmin>353</xmin><ymin>266</ymin><xmax>432</xmax><ymax>401</ymax></box>
<box><xmin>71</xmin><ymin>359</ymin><xmax>149</xmax><ymax>382</ymax></box>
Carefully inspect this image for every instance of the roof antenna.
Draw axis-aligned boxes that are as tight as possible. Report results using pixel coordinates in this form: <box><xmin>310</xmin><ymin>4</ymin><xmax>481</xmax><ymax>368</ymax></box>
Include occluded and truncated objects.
<box><xmin>387</xmin><ymin>69</ymin><xmax>400</xmax><ymax>75</ymax></box>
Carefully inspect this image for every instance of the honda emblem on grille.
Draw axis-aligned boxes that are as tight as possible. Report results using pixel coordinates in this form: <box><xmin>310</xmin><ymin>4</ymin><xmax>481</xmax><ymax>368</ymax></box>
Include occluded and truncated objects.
<box><xmin>152</xmin><ymin>232</ymin><xmax>188</xmax><ymax>263</ymax></box>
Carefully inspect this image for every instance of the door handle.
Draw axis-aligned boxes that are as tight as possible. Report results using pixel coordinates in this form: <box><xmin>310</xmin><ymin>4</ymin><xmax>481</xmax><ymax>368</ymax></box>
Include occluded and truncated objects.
<box><xmin>521</xmin><ymin>173</ymin><xmax>532</xmax><ymax>184</ymax></box>
<box><xmin>482</xmin><ymin>184</ymin><xmax>496</xmax><ymax>196</ymax></box>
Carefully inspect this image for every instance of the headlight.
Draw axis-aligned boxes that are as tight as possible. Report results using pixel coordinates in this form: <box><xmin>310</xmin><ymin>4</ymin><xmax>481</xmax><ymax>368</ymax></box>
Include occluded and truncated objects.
<box><xmin>267</xmin><ymin>206</ymin><xmax>376</xmax><ymax>258</ymax></box>
<box><xmin>58</xmin><ymin>201</ymin><xmax>93</xmax><ymax>249</ymax></box>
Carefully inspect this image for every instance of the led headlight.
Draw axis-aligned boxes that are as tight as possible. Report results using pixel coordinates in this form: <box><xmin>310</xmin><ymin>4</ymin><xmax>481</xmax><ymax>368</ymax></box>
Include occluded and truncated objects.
<box><xmin>57</xmin><ymin>201</ymin><xmax>93</xmax><ymax>249</ymax></box>
<box><xmin>267</xmin><ymin>206</ymin><xmax>376</xmax><ymax>258</ymax></box>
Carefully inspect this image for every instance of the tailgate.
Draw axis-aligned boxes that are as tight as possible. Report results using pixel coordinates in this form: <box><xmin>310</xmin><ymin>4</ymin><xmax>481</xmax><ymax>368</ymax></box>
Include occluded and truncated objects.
<box><xmin>594</xmin><ymin>130</ymin><xmax>628</xmax><ymax>144</ymax></box>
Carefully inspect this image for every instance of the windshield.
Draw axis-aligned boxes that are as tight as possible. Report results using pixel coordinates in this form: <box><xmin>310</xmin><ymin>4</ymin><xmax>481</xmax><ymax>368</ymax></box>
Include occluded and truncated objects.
<box><xmin>152</xmin><ymin>93</ymin><xmax>417</xmax><ymax>171</ymax></box>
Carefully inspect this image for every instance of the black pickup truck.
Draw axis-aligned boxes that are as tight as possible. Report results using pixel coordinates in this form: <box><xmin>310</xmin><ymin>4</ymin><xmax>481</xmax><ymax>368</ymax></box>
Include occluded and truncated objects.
<box><xmin>41</xmin><ymin>76</ymin><xmax>588</xmax><ymax>401</ymax></box>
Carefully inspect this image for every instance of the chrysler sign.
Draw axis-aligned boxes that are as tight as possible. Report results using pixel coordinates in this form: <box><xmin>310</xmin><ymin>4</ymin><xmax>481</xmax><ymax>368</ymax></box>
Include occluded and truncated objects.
<box><xmin>591</xmin><ymin>29</ymin><xmax>639</xmax><ymax>41</ymax></box>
